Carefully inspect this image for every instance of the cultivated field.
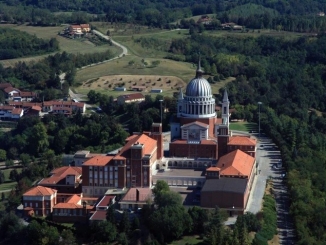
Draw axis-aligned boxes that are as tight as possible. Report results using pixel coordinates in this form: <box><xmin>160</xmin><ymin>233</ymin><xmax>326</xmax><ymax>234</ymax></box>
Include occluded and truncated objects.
<box><xmin>0</xmin><ymin>24</ymin><xmax>121</xmax><ymax>67</ymax></box>
<box><xmin>78</xmin><ymin>74</ymin><xmax>186</xmax><ymax>98</ymax></box>
<box><xmin>75</xmin><ymin>56</ymin><xmax>234</xmax><ymax>98</ymax></box>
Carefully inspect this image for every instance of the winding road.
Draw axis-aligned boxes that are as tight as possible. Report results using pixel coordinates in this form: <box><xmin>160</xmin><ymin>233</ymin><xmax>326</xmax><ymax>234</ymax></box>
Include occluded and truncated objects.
<box><xmin>62</xmin><ymin>30</ymin><xmax>129</xmax><ymax>101</ymax></box>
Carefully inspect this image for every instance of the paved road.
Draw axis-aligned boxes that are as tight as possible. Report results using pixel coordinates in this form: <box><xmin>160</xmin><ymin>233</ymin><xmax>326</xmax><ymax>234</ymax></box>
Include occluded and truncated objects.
<box><xmin>245</xmin><ymin>134</ymin><xmax>295</xmax><ymax>244</ymax></box>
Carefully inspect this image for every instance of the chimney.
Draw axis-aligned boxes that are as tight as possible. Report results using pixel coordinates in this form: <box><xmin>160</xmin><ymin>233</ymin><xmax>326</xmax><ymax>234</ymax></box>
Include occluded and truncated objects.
<box><xmin>136</xmin><ymin>189</ymin><xmax>140</xmax><ymax>202</ymax></box>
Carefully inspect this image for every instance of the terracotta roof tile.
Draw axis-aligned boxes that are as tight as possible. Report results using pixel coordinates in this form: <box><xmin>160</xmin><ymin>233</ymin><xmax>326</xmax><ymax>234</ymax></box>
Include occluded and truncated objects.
<box><xmin>228</xmin><ymin>136</ymin><xmax>256</xmax><ymax>146</ymax></box>
<box><xmin>23</xmin><ymin>186</ymin><xmax>56</xmax><ymax>196</ymax></box>
<box><xmin>66</xmin><ymin>194</ymin><xmax>81</xmax><ymax>204</ymax></box>
<box><xmin>38</xmin><ymin>166</ymin><xmax>82</xmax><ymax>185</ymax></box>
<box><xmin>12</xmin><ymin>108</ymin><xmax>23</xmax><ymax>115</ymax></box>
<box><xmin>83</xmin><ymin>156</ymin><xmax>114</xmax><ymax>166</ymax></box>
<box><xmin>206</xmin><ymin>166</ymin><xmax>220</xmax><ymax>172</ymax></box>
<box><xmin>31</xmin><ymin>105</ymin><xmax>42</xmax><ymax>111</ymax></box>
<box><xmin>217</xmin><ymin>149</ymin><xmax>255</xmax><ymax>177</ymax></box>
<box><xmin>118</xmin><ymin>134</ymin><xmax>157</xmax><ymax>157</ymax></box>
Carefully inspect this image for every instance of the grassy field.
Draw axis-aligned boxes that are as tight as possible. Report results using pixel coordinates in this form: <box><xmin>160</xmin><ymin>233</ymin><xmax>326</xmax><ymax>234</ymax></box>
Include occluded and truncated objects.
<box><xmin>0</xmin><ymin>24</ymin><xmax>121</xmax><ymax>67</ymax></box>
<box><xmin>168</xmin><ymin>235</ymin><xmax>206</xmax><ymax>245</ymax></box>
<box><xmin>2</xmin><ymin>168</ymin><xmax>22</xmax><ymax>181</ymax></box>
<box><xmin>229</xmin><ymin>122</ymin><xmax>257</xmax><ymax>132</ymax></box>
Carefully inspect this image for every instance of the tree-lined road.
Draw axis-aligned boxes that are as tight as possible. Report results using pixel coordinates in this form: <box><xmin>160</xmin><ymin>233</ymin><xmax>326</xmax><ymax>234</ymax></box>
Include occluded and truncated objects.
<box><xmin>246</xmin><ymin>134</ymin><xmax>295</xmax><ymax>244</ymax></box>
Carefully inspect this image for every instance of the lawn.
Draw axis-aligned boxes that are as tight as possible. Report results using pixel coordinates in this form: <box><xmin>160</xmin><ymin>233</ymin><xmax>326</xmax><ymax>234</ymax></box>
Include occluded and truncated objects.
<box><xmin>168</xmin><ymin>235</ymin><xmax>206</xmax><ymax>245</ymax></box>
<box><xmin>0</xmin><ymin>24</ymin><xmax>121</xmax><ymax>67</ymax></box>
<box><xmin>0</xmin><ymin>181</ymin><xmax>16</xmax><ymax>192</ymax></box>
<box><xmin>229</xmin><ymin>122</ymin><xmax>257</xmax><ymax>132</ymax></box>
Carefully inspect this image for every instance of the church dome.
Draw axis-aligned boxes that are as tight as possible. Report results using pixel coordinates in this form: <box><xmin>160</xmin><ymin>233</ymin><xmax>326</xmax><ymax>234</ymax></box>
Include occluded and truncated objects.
<box><xmin>185</xmin><ymin>77</ymin><xmax>212</xmax><ymax>97</ymax></box>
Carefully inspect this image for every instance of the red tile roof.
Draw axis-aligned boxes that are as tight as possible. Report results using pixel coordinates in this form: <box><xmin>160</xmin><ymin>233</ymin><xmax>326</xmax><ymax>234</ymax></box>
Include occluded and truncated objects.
<box><xmin>83</xmin><ymin>156</ymin><xmax>114</xmax><ymax>166</ymax></box>
<box><xmin>19</xmin><ymin>91</ymin><xmax>36</xmax><ymax>97</ymax></box>
<box><xmin>8</xmin><ymin>102</ymin><xmax>42</xmax><ymax>107</ymax></box>
<box><xmin>31</xmin><ymin>105</ymin><xmax>42</xmax><ymax>111</ymax></box>
<box><xmin>66</xmin><ymin>194</ymin><xmax>81</xmax><ymax>204</ymax></box>
<box><xmin>23</xmin><ymin>186</ymin><xmax>57</xmax><ymax>196</ymax></box>
<box><xmin>97</xmin><ymin>195</ymin><xmax>115</xmax><ymax>207</ymax></box>
<box><xmin>12</xmin><ymin>108</ymin><xmax>23</xmax><ymax>115</ymax></box>
<box><xmin>228</xmin><ymin>136</ymin><xmax>256</xmax><ymax>146</ymax></box>
<box><xmin>118</xmin><ymin>93</ymin><xmax>145</xmax><ymax>101</ymax></box>
<box><xmin>0</xmin><ymin>105</ymin><xmax>14</xmax><ymax>110</ymax></box>
<box><xmin>4</xmin><ymin>87</ymin><xmax>19</xmax><ymax>93</ymax></box>
<box><xmin>118</xmin><ymin>134</ymin><xmax>157</xmax><ymax>157</ymax></box>
<box><xmin>43</xmin><ymin>101</ymin><xmax>84</xmax><ymax>108</ymax></box>
<box><xmin>38</xmin><ymin>166</ymin><xmax>82</xmax><ymax>185</ymax></box>
<box><xmin>207</xmin><ymin>166</ymin><xmax>221</xmax><ymax>172</ymax></box>
<box><xmin>120</xmin><ymin>188</ymin><xmax>152</xmax><ymax>203</ymax></box>
<box><xmin>89</xmin><ymin>210</ymin><xmax>107</xmax><ymax>221</ymax></box>
<box><xmin>217</xmin><ymin>149</ymin><xmax>255</xmax><ymax>177</ymax></box>
<box><xmin>0</xmin><ymin>83</ymin><xmax>12</xmax><ymax>89</ymax></box>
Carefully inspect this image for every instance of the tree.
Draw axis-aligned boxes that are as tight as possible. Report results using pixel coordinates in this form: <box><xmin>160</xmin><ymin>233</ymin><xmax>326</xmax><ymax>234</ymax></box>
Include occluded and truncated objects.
<box><xmin>120</xmin><ymin>210</ymin><xmax>131</xmax><ymax>233</ymax></box>
<box><xmin>90</xmin><ymin>220</ymin><xmax>117</xmax><ymax>243</ymax></box>
<box><xmin>27</xmin><ymin>123</ymin><xmax>49</xmax><ymax>156</ymax></box>
<box><xmin>9</xmin><ymin>169</ymin><xmax>19</xmax><ymax>182</ymax></box>
<box><xmin>155</xmin><ymin>191</ymin><xmax>183</xmax><ymax>207</ymax></box>
<box><xmin>149</xmin><ymin>205</ymin><xmax>192</xmax><ymax>243</ymax></box>
<box><xmin>188</xmin><ymin>206</ymin><xmax>208</xmax><ymax>234</ymax></box>
<box><xmin>0</xmin><ymin>149</ymin><xmax>6</xmax><ymax>161</ymax></box>
<box><xmin>106</xmin><ymin>199</ymin><xmax>116</xmax><ymax>223</ymax></box>
<box><xmin>117</xmin><ymin>232</ymin><xmax>128</xmax><ymax>245</ymax></box>
<box><xmin>60</xmin><ymin>229</ymin><xmax>77</xmax><ymax>245</ymax></box>
<box><xmin>0</xmin><ymin>170</ymin><xmax>4</xmax><ymax>184</ymax></box>
<box><xmin>152</xmin><ymin>180</ymin><xmax>169</xmax><ymax>203</ymax></box>
<box><xmin>205</xmin><ymin>207</ymin><xmax>225</xmax><ymax>245</ymax></box>
<box><xmin>19</xmin><ymin>153</ymin><xmax>31</xmax><ymax>168</ymax></box>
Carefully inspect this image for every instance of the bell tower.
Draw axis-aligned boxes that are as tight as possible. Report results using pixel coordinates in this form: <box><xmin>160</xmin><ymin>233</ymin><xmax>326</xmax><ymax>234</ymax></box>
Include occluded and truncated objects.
<box><xmin>217</xmin><ymin>90</ymin><xmax>230</xmax><ymax>158</ymax></box>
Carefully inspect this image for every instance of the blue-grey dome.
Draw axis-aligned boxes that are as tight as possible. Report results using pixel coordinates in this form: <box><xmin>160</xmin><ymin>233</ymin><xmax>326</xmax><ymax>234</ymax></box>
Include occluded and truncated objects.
<box><xmin>185</xmin><ymin>78</ymin><xmax>212</xmax><ymax>97</ymax></box>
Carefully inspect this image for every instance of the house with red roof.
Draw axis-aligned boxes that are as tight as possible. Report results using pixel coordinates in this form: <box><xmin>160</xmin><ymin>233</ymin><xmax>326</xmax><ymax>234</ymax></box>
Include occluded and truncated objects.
<box><xmin>38</xmin><ymin>166</ymin><xmax>82</xmax><ymax>193</ymax></box>
<box><xmin>119</xmin><ymin>188</ymin><xmax>152</xmax><ymax>210</ymax></box>
<box><xmin>0</xmin><ymin>105</ymin><xmax>24</xmax><ymax>120</ymax></box>
<box><xmin>23</xmin><ymin>186</ymin><xmax>57</xmax><ymax>217</ymax></box>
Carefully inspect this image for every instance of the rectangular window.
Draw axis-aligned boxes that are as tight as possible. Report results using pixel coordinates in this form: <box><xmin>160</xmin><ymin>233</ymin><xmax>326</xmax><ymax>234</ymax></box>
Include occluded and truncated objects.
<box><xmin>114</xmin><ymin>179</ymin><xmax>118</xmax><ymax>187</ymax></box>
<box><xmin>114</xmin><ymin>167</ymin><xmax>118</xmax><ymax>171</ymax></box>
<box><xmin>104</xmin><ymin>166</ymin><xmax>108</xmax><ymax>172</ymax></box>
<box><xmin>30</xmin><ymin>202</ymin><xmax>32</xmax><ymax>207</ymax></box>
<box><xmin>25</xmin><ymin>202</ymin><xmax>27</xmax><ymax>207</ymax></box>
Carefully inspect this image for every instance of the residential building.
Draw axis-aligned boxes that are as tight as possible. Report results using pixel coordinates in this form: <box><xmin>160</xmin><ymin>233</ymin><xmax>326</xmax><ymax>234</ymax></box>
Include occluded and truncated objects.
<box><xmin>38</xmin><ymin>166</ymin><xmax>82</xmax><ymax>193</ymax></box>
<box><xmin>23</xmin><ymin>186</ymin><xmax>57</xmax><ymax>217</ymax></box>
<box><xmin>0</xmin><ymin>106</ymin><xmax>23</xmax><ymax>120</ymax></box>
<box><xmin>42</xmin><ymin>101</ymin><xmax>86</xmax><ymax>114</ymax></box>
<box><xmin>117</xmin><ymin>93</ymin><xmax>145</xmax><ymax>104</ymax></box>
<box><xmin>80</xmin><ymin>24</ymin><xmax>91</xmax><ymax>32</ymax></box>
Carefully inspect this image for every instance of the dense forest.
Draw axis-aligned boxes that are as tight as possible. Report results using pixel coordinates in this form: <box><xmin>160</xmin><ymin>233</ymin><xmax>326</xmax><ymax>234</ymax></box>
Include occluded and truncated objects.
<box><xmin>0</xmin><ymin>27</ymin><xmax>58</xmax><ymax>59</ymax></box>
